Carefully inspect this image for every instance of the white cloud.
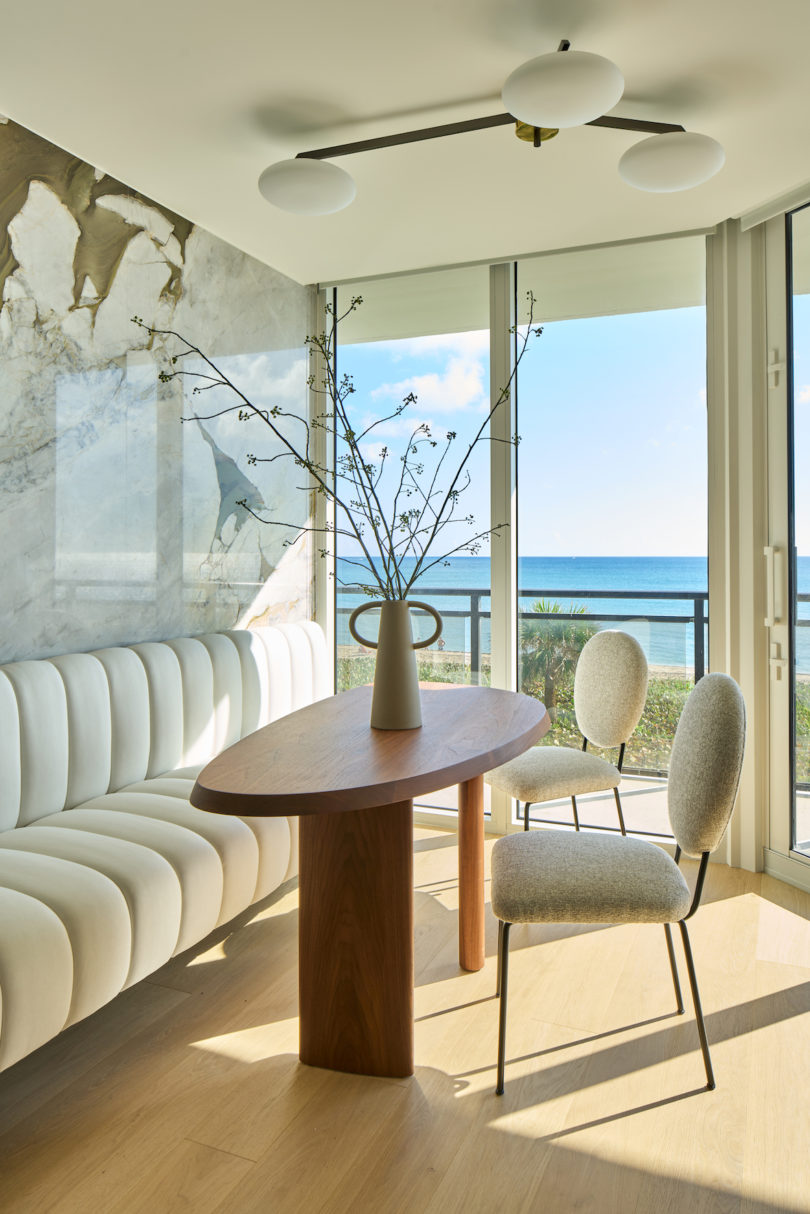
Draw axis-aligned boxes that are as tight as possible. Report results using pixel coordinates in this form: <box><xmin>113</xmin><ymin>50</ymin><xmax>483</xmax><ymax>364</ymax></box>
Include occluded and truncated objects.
<box><xmin>369</xmin><ymin>356</ymin><xmax>487</xmax><ymax>415</ymax></box>
<box><xmin>798</xmin><ymin>384</ymin><xmax>810</xmax><ymax>403</ymax></box>
<box><xmin>358</xmin><ymin>441</ymin><xmax>387</xmax><ymax>465</ymax></box>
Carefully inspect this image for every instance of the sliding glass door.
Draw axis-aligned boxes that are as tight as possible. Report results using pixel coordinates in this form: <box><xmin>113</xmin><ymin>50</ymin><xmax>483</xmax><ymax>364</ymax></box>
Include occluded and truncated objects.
<box><xmin>514</xmin><ymin>237</ymin><xmax>707</xmax><ymax>834</ymax></box>
<box><xmin>327</xmin><ymin>235</ymin><xmax>708</xmax><ymax>833</ymax></box>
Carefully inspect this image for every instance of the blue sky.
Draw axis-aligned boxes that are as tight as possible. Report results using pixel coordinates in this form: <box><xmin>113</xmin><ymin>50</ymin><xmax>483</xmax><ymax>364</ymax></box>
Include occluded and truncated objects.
<box><xmin>340</xmin><ymin>304</ymin><xmax>707</xmax><ymax>559</ymax></box>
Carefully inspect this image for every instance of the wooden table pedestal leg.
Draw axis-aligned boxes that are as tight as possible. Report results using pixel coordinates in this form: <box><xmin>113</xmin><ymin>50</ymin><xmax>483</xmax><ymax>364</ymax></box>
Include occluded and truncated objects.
<box><xmin>458</xmin><ymin>774</ymin><xmax>485</xmax><ymax>972</ymax></box>
<box><xmin>298</xmin><ymin>799</ymin><xmax>414</xmax><ymax>1078</ymax></box>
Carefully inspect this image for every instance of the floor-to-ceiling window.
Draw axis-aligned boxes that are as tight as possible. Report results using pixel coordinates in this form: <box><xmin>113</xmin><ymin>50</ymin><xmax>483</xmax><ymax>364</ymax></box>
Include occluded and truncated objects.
<box><xmin>507</xmin><ymin>238</ymin><xmax>708</xmax><ymax>835</ymax></box>
<box><xmin>325</xmin><ymin>236</ymin><xmax>708</xmax><ymax>831</ymax></box>
<box><xmin>333</xmin><ymin>267</ymin><xmax>491</xmax><ymax>816</ymax></box>
<box><xmin>789</xmin><ymin>205</ymin><xmax>810</xmax><ymax>855</ymax></box>
<box><xmin>513</xmin><ymin>238</ymin><xmax>707</xmax><ymax>834</ymax></box>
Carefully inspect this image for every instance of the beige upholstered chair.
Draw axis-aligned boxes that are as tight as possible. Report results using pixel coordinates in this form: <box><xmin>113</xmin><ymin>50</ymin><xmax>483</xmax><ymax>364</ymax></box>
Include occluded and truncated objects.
<box><xmin>491</xmin><ymin>672</ymin><xmax>746</xmax><ymax>1095</ymax></box>
<box><xmin>486</xmin><ymin>629</ymin><xmax>648</xmax><ymax>835</ymax></box>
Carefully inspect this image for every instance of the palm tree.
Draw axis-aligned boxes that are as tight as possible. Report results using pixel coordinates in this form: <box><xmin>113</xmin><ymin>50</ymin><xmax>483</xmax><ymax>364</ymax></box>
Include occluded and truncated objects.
<box><xmin>519</xmin><ymin>600</ymin><xmax>596</xmax><ymax>721</ymax></box>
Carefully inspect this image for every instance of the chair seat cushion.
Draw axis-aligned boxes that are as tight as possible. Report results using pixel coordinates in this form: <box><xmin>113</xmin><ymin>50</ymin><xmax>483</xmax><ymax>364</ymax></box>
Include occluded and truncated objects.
<box><xmin>485</xmin><ymin>746</ymin><xmax>620</xmax><ymax>803</ymax></box>
<box><xmin>490</xmin><ymin>830</ymin><xmax>692</xmax><ymax>925</ymax></box>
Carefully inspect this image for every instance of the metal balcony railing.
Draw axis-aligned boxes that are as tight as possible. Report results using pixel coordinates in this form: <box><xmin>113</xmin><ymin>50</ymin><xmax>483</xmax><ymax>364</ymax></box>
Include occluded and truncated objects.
<box><xmin>337</xmin><ymin>585</ymin><xmax>709</xmax><ymax>685</ymax></box>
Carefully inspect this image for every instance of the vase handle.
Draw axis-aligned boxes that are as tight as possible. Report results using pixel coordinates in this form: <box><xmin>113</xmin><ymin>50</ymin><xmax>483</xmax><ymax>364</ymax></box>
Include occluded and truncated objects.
<box><xmin>348</xmin><ymin>600</ymin><xmax>443</xmax><ymax>650</ymax></box>
<box><xmin>407</xmin><ymin>601</ymin><xmax>443</xmax><ymax>649</ymax></box>
<box><xmin>348</xmin><ymin>601</ymin><xmax>383</xmax><ymax>649</ymax></box>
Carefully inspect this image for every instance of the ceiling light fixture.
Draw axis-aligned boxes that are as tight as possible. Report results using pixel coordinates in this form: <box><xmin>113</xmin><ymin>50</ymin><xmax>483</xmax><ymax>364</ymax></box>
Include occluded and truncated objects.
<box><xmin>501</xmin><ymin>43</ymin><xmax>625</xmax><ymax>129</ymax></box>
<box><xmin>617</xmin><ymin>130</ymin><xmax>726</xmax><ymax>193</ymax></box>
<box><xmin>257</xmin><ymin>157</ymin><xmax>356</xmax><ymax>215</ymax></box>
<box><xmin>257</xmin><ymin>40</ymin><xmax>724</xmax><ymax>214</ymax></box>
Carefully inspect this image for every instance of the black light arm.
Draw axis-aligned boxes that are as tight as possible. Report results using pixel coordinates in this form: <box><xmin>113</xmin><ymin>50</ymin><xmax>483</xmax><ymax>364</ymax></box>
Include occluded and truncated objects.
<box><xmin>296</xmin><ymin>113</ymin><xmax>519</xmax><ymax>161</ymax></box>
<box><xmin>295</xmin><ymin>112</ymin><xmax>685</xmax><ymax>162</ymax></box>
<box><xmin>294</xmin><ymin>38</ymin><xmax>683</xmax><ymax>164</ymax></box>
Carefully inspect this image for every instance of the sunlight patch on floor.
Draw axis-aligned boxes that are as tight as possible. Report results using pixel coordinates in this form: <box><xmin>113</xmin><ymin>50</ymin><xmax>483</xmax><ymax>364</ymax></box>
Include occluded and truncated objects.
<box><xmin>190</xmin><ymin>1018</ymin><xmax>297</xmax><ymax>1062</ymax></box>
<box><xmin>185</xmin><ymin>941</ymin><xmax>229</xmax><ymax>966</ymax></box>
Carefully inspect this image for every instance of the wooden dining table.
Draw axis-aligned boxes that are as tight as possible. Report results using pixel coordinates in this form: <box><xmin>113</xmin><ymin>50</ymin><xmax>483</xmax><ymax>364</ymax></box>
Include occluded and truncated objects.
<box><xmin>190</xmin><ymin>683</ymin><xmax>549</xmax><ymax>1079</ymax></box>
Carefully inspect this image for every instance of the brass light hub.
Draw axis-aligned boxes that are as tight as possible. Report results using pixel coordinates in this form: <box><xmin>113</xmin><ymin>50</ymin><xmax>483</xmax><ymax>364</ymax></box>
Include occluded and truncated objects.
<box><xmin>514</xmin><ymin>122</ymin><xmax>560</xmax><ymax>145</ymax></box>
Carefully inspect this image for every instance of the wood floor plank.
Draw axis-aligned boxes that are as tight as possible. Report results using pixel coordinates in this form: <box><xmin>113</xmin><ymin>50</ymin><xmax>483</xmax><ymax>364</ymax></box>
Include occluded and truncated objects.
<box><xmin>146</xmin><ymin>882</ymin><xmax>300</xmax><ymax>997</ymax></box>
<box><xmin>1</xmin><ymin>828</ymin><xmax>808</xmax><ymax>1214</ymax></box>
<box><xmin>740</xmin><ymin>959</ymin><xmax>810</xmax><ymax>1214</ymax></box>
<box><xmin>756</xmin><ymin>874</ymin><xmax>810</xmax><ymax>969</ymax></box>
<box><xmin>84</xmin><ymin>1139</ymin><xmax>254</xmax><ymax>1214</ymax></box>
<box><xmin>0</xmin><ymin>980</ymin><xmax>189</xmax><ymax>1136</ymax></box>
<box><xmin>0</xmin><ymin>914</ymin><xmax>301</xmax><ymax>1209</ymax></box>
<box><xmin>530</xmin><ymin>872</ymin><xmax>768</xmax><ymax>1214</ymax></box>
<box><xmin>211</xmin><ymin>1072</ymin><xmax>415</xmax><ymax>1214</ymax></box>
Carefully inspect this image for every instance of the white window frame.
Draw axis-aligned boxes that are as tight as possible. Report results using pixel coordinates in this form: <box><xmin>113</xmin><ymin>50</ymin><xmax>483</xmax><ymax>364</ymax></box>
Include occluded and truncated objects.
<box><xmin>761</xmin><ymin>211</ymin><xmax>810</xmax><ymax>891</ymax></box>
<box><xmin>318</xmin><ymin>231</ymin><xmax>781</xmax><ymax>861</ymax></box>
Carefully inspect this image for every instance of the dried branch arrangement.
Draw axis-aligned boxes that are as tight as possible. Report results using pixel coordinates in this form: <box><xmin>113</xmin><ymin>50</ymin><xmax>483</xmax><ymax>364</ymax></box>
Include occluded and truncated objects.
<box><xmin>133</xmin><ymin>295</ymin><xmax>541</xmax><ymax>600</ymax></box>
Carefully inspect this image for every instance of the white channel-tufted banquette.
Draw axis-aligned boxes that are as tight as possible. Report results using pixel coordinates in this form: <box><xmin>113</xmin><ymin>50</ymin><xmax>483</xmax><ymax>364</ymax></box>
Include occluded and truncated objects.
<box><xmin>0</xmin><ymin>622</ymin><xmax>329</xmax><ymax>1073</ymax></box>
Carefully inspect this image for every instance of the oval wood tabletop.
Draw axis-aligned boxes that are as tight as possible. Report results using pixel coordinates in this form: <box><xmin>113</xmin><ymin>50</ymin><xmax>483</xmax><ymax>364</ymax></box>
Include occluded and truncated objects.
<box><xmin>190</xmin><ymin>684</ymin><xmax>549</xmax><ymax>817</ymax></box>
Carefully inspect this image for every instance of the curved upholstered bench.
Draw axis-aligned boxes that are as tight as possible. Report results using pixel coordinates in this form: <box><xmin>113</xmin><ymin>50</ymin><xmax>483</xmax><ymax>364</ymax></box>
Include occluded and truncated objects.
<box><xmin>0</xmin><ymin>621</ymin><xmax>329</xmax><ymax>1073</ymax></box>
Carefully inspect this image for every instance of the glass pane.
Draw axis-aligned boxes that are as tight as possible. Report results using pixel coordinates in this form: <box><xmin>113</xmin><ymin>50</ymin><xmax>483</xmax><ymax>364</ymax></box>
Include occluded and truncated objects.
<box><xmin>334</xmin><ymin>269</ymin><xmax>490</xmax><ymax>812</ymax></box>
<box><xmin>790</xmin><ymin>205</ymin><xmax>810</xmax><ymax>854</ymax></box>
<box><xmin>515</xmin><ymin>237</ymin><xmax>707</xmax><ymax>836</ymax></box>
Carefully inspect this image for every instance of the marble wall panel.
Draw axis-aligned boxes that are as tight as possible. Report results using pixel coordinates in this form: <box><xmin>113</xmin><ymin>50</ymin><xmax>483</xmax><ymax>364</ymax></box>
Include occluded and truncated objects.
<box><xmin>0</xmin><ymin>119</ymin><xmax>315</xmax><ymax>662</ymax></box>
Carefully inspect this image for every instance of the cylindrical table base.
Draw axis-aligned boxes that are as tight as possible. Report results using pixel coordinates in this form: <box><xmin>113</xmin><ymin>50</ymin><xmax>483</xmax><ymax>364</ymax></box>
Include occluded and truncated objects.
<box><xmin>458</xmin><ymin>774</ymin><xmax>485</xmax><ymax>972</ymax></box>
<box><xmin>298</xmin><ymin>799</ymin><xmax>414</xmax><ymax>1078</ymax></box>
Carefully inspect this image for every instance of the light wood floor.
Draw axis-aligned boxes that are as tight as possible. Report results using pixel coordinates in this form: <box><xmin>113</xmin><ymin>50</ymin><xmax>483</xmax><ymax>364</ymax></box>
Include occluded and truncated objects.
<box><xmin>1</xmin><ymin>828</ymin><xmax>810</xmax><ymax>1214</ymax></box>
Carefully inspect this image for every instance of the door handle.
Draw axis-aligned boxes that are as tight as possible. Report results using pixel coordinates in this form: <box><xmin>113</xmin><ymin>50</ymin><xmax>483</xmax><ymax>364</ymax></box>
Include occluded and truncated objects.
<box><xmin>770</xmin><ymin>641</ymin><xmax>788</xmax><ymax>680</ymax></box>
<box><xmin>764</xmin><ymin>546</ymin><xmax>781</xmax><ymax>627</ymax></box>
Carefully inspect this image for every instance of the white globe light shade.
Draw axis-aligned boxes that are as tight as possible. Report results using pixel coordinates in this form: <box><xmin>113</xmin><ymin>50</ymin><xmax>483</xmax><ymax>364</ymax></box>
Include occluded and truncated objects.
<box><xmin>501</xmin><ymin>50</ymin><xmax>624</xmax><ymax>129</ymax></box>
<box><xmin>257</xmin><ymin>158</ymin><xmax>356</xmax><ymax>215</ymax></box>
<box><xmin>618</xmin><ymin>131</ymin><xmax>725</xmax><ymax>193</ymax></box>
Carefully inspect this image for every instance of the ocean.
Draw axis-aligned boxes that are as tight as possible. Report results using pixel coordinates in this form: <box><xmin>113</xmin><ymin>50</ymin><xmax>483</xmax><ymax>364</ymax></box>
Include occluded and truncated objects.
<box><xmin>336</xmin><ymin>554</ymin><xmax>810</xmax><ymax>673</ymax></box>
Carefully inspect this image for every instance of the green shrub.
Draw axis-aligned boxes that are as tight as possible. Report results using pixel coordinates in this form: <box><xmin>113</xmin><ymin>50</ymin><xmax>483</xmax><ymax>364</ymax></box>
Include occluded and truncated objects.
<box><xmin>796</xmin><ymin>681</ymin><xmax>810</xmax><ymax>784</ymax></box>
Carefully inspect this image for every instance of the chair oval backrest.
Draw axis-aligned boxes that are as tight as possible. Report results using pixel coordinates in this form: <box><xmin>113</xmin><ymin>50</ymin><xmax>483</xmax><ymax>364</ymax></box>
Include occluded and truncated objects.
<box><xmin>668</xmin><ymin>673</ymin><xmax>746</xmax><ymax>857</ymax></box>
<box><xmin>573</xmin><ymin>630</ymin><xmax>649</xmax><ymax>749</ymax></box>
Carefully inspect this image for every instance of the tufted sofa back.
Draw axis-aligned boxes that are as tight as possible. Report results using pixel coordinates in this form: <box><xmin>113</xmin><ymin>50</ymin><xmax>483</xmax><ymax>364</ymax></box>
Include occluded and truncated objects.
<box><xmin>0</xmin><ymin>622</ymin><xmax>329</xmax><ymax>831</ymax></box>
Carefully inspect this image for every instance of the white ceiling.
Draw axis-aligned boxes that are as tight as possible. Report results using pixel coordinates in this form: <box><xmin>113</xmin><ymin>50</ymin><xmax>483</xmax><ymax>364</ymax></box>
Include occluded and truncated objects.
<box><xmin>2</xmin><ymin>0</ymin><xmax>809</xmax><ymax>286</ymax></box>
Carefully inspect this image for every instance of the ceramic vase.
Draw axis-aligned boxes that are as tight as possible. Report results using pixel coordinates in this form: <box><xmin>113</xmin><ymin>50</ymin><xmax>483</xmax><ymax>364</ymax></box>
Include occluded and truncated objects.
<box><xmin>348</xmin><ymin>599</ymin><xmax>443</xmax><ymax>729</ymax></box>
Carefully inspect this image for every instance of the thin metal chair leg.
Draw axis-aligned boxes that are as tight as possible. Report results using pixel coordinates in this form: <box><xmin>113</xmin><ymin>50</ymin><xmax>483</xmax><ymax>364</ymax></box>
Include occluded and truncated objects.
<box><xmin>664</xmin><ymin>923</ymin><xmax>684</xmax><ymax>1014</ymax></box>
<box><xmin>524</xmin><ymin>802</ymin><xmax>531</xmax><ymax>831</ymax></box>
<box><xmin>496</xmin><ymin>922</ymin><xmax>511</xmax><ymax>1095</ymax></box>
<box><xmin>571</xmin><ymin>795</ymin><xmax>580</xmax><ymax>830</ymax></box>
<box><xmin>496</xmin><ymin>919</ymin><xmax>504</xmax><ymax>995</ymax></box>
<box><xmin>613</xmin><ymin>786</ymin><xmax>627</xmax><ymax>835</ymax></box>
<box><xmin>678</xmin><ymin>919</ymin><xmax>715</xmax><ymax>1090</ymax></box>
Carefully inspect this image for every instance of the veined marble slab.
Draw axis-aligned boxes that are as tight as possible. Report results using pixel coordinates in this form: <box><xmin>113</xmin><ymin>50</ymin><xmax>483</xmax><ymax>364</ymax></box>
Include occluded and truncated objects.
<box><xmin>0</xmin><ymin>120</ymin><xmax>314</xmax><ymax>662</ymax></box>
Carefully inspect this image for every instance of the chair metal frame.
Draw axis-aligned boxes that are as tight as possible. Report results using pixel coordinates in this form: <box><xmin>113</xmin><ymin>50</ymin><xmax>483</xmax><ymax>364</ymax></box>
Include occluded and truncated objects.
<box><xmin>495</xmin><ymin>846</ymin><xmax>713</xmax><ymax>1096</ymax></box>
